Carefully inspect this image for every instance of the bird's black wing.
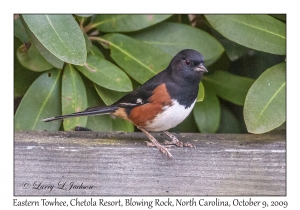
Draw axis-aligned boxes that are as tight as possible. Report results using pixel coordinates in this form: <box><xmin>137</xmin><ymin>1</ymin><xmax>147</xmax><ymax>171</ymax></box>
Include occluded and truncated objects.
<box><xmin>113</xmin><ymin>70</ymin><xmax>170</xmax><ymax>108</ymax></box>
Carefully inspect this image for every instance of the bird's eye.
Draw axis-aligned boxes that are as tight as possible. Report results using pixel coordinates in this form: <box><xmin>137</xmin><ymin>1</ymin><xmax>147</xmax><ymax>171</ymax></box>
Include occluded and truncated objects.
<box><xmin>185</xmin><ymin>60</ymin><xmax>191</xmax><ymax>65</ymax></box>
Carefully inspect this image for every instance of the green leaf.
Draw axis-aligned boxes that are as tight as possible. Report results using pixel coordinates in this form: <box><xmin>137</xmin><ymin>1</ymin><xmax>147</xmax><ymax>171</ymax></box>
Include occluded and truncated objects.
<box><xmin>270</xmin><ymin>14</ymin><xmax>286</xmax><ymax>22</ymax></box>
<box><xmin>101</xmin><ymin>33</ymin><xmax>172</xmax><ymax>84</ymax></box>
<box><xmin>16</xmin><ymin>43</ymin><xmax>53</xmax><ymax>72</ymax></box>
<box><xmin>14</xmin><ymin>69</ymin><xmax>62</xmax><ymax>131</ymax></box>
<box><xmin>61</xmin><ymin>64</ymin><xmax>88</xmax><ymax>131</ymax></box>
<box><xmin>131</xmin><ymin>22</ymin><xmax>224</xmax><ymax>66</ymax></box>
<box><xmin>205</xmin><ymin>15</ymin><xmax>286</xmax><ymax>55</ymax></box>
<box><xmin>204</xmin><ymin>71</ymin><xmax>254</xmax><ymax>105</ymax></box>
<box><xmin>76</xmin><ymin>55</ymin><xmax>132</xmax><ymax>92</ymax></box>
<box><xmin>236</xmin><ymin>50</ymin><xmax>285</xmax><ymax>79</ymax></box>
<box><xmin>112</xmin><ymin>117</ymin><xmax>134</xmax><ymax>132</ymax></box>
<box><xmin>84</xmin><ymin>32</ymin><xmax>93</xmax><ymax>52</ymax></box>
<box><xmin>14</xmin><ymin>67</ymin><xmax>41</xmax><ymax>98</ymax></box>
<box><xmin>89</xmin><ymin>45</ymin><xmax>104</xmax><ymax>58</ymax></box>
<box><xmin>94</xmin><ymin>84</ymin><xmax>128</xmax><ymax>106</ymax></box>
<box><xmin>193</xmin><ymin>82</ymin><xmax>221</xmax><ymax>133</ymax></box>
<box><xmin>22</xmin><ymin>14</ymin><xmax>87</xmax><ymax>65</ymax></box>
<box><xmin>214</xmin><ymin>32</ymin><xmax>250</xmax><ymax>61</ymax></box>
<box><xmin>217</xmin><ymin>106</ymin><xmax>241</xmax><ymax>133</ymax></box>
<box><xmin>14</xmin><ymin>16</ymin><xmax>28</xmax><ymax>43</ymax></box>
<box><xmin>87</xmin><ymin>109</ymin><xmax>113</xmax><ymax>132</ymax></box>
<box><xmin>21</xmin><ymin>16</ymin><xmax>64</xmax><ymax>69</ymax></box>
<box><xmin>84</xmin><ymin>79</ymin><xmax>113</xmax><ymax>132</ymax></box>
<box><xmin>93</xmin><ymin>14</ymin><xmax>172</xmax><ymax>32</ymax></box>
<box><xmin>76</xmin><ymin>14</ymin><xmax>93</xmax><ymax>18</ymax></box>
<box><xmin>14</xmin><ymin>37</ymin><xmax>41</xmax><ymax>98</ymax></box>
<box><xmin>84</xmin><ymin>79</ymin><xmax>134</xmax><ymax>132</ymax></box>
<box><xmin>196</xmin><ymin>82</ymin><xmax>205</xmax><ymax>102</ymax></box>
<box><xmin>244</xmin><ymin>62</ymin><xmax>286</xmax><ymax>134</ymax></box>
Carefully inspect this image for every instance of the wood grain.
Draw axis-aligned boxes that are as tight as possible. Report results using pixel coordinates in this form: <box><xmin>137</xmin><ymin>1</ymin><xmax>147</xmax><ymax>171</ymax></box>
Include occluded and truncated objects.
<box><xmin>14</xmin><ymin>131</ymin><xmax>286</xmax><ymax>196</ymax></box>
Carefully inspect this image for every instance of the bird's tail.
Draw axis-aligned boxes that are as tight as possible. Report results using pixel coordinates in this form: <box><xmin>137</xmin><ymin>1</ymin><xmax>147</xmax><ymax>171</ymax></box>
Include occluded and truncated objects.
<box><xmin>41</xmin><ymin>106</ymin><xmax>119</xmax><ymax>122</ymax></box>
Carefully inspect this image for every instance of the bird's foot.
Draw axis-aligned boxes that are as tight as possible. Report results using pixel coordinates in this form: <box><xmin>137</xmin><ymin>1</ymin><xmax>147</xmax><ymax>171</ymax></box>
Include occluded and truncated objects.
<box><xmin>163</xmin><ymin>131</ymin><xmax>195</xmax><ymax>148</ymax></box>
<box><xmin>143</xmin><ymin>141</ymin><xmax>173</xmax><ymax>158</ymax></box>
<box><xmin>144</xmin><ymin>141</ymin><xmax>175</xmax><ymax>148</ymax></box>
<box><xmin>138</xmin><ymin>127</ymin><xmax>173</xmax><ymax>158</ymax></box>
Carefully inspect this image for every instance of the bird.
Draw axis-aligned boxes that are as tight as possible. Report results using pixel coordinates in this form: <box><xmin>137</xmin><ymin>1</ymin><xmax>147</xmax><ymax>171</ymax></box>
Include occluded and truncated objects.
<box><xmin>42</xmin><ymin>49</ymin><xmax>208</xmax><ymax>158</ymax></box>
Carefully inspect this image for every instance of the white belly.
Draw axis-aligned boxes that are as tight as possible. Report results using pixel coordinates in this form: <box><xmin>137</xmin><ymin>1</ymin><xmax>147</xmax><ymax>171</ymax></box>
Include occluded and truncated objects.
<box><xmin>144</xmin><ymin>99</ymin><xmax>196</xmax><ymax>131</ymax></box>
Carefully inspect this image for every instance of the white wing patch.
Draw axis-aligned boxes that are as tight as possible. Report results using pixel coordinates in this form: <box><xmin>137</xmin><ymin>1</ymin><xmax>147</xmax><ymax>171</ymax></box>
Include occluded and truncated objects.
<box><xmin>119</xmin><ymin>98</ymin><xmax>144</xmax><ymax>107</ymax></box>
<box><xmin>144</xmin><ymin>99</ymin><xmax>196</xmax><ymax>131</ymax></box>
<box><xmin>118</xmin><ymin>102</ymin><xmax>137</xmax><ymax>107</ymax></box>
<box><xmin>136</xmin><ymin>98</ymin><xmax>143</xmax><ymax>104</ymax></box>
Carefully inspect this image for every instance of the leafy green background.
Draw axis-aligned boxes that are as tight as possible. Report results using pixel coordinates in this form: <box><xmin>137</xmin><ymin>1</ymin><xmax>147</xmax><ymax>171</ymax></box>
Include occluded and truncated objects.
<box><xmin>14</xmin><ymin>14</ymin><xmax>286</xmax><ymax>134</ymax></box>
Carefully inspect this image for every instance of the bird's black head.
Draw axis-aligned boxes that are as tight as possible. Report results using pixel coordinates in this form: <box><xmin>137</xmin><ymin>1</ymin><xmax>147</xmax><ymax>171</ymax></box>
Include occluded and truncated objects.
<box><xmin>169</xmin><ymin>49</ymin><xmax>208</xmax><ymax>85</ymax></box>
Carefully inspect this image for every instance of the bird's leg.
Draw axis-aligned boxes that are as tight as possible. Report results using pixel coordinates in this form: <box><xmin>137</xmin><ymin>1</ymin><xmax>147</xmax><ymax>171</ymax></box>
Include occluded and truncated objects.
<box><xmin>163</xmin><ymin>131</ymin><xmax>195</xmax><ymax>148</ymax></box>
<box><xmin>138</xmin><ymin>127</ymin><xmax>173</xmax><ymax>158</ymax></box>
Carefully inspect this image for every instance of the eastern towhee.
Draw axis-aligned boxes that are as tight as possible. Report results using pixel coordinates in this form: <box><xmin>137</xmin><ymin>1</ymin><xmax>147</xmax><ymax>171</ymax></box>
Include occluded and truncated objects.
<box><xmin>43</xmin><ymin>49</ymin><xmax>208</xmax><ymax>158</ymax></box>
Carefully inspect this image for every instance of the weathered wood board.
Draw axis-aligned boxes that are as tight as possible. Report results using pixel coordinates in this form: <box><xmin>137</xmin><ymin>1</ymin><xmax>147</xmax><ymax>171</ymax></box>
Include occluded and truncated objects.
<box><xmin>14</xmin><ymin>131</ymin><xmax>286</xmax><ymax>196</ymax></box>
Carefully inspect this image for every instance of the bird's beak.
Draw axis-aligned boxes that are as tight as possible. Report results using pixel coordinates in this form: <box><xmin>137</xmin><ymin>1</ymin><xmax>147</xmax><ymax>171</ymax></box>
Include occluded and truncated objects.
<box><xmin>194</xmin><ymin>63</ymin><xmax>208</xmax><ymax>72</ymax></box>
